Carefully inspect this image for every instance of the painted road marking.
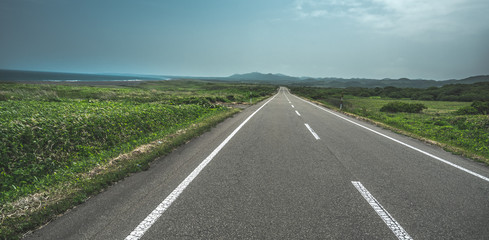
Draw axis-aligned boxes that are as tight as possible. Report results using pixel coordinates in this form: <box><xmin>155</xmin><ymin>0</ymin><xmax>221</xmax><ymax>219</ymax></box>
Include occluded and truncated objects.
<box><xmin>125</xmin><ymin>94</ymin><xmax>278</xmax><ymax>240</ymax></box>
<box><xmin>305</xmin><ymin>123</ymin><xmax>320</xmax><ymax>140</ymax></box>
<box><xmin>295</xmin><ymin>110</ymin><xmax>301</xmax><ymax>116</ymax></box>
<box><xmin>282</xmin><ymin>89</ymin><xmax>292</xmax><ymax>103</ymax></box>
<box><xmin>291</xmin><ymin>105</ymin><xmax>295</xmax><ymax>108</ymax></box>
<box><xmin>352</xmin><ymin>181</ymin><xmax>412</xmax><ymax>240</ymax></box>
<box><xmin>292</xmin><ymin>93</ymin><xmax>489</xmax><ymax>183</ymax></box>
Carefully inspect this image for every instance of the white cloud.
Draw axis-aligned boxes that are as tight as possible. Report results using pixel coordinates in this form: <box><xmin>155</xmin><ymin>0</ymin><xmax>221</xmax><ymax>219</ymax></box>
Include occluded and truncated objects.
<box><xmin>293</xmin><ymin>0</ymin><xmax>489</xmax><ymax>37</ymax></box>
<box><xmin>365</xmin><ymin>0</ymin><xmax>473</xmax><ymax>36</ymax></box>
<box><xmin>294</xmin><ymin>0</ymin><xmax>360</xmax><ymax>18</ymax></box>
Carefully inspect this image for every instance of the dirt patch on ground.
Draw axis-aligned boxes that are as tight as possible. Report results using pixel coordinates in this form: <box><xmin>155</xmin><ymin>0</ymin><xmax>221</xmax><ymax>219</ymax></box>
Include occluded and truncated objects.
<box><xmin>218</xmin><ymin>102</ymin><xmax>250</xmax><ymax>109</ymax></box>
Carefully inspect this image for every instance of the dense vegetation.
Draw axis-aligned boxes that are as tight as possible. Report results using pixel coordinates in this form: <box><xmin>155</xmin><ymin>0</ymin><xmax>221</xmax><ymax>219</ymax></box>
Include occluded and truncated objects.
<box><xmin>1</xmin><ymin>101</ymin><xmax>217</xmax><ymax>200</ymax></box>
<box><xmin>455</xmin><ymin>101</ymin><xmax>489</xmax><ymax>115</ymax></box>
<box><xmin>290</xmin><ymin>82</ymin><xmax>489</xmax><ymax>102</ymax></box>
<box><xmin>0</xmin><ymin>80</ymin><xmax>276</xmax><ymax>239</ymax></box>
<box><xmin>290</xmin><ymin>84</ymin><xmax>489</xmax><ymax>162</ymax></box>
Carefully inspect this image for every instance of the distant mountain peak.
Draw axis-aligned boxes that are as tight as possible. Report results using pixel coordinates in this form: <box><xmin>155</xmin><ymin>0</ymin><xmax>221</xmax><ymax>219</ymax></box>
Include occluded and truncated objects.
<box><xmin>228</xmin><ymin>72</ymin><xmax>298</xmax><ymax>81</ymax></box>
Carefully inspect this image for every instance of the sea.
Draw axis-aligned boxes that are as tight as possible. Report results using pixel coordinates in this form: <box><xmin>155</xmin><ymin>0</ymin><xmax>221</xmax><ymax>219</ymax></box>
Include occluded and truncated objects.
<box><xmin>0</xmin><ymin>69</ymin><xmax>174</xmax><ymax>83</ymax></box>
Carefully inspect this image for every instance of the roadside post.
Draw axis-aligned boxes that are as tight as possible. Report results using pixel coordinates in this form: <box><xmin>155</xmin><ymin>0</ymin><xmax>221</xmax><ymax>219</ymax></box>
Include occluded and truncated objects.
<box><xmin>340</xmin><ymin>92</ymin><xmax>344</xmax><ymax>110</ymax></box>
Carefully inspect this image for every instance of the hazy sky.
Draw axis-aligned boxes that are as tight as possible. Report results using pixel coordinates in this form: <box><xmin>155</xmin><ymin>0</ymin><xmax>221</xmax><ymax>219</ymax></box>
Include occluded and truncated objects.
<box><xmin>1</xmin><ymin>0</ymin><xmax>488</xmax><ymax>79</ymax></box>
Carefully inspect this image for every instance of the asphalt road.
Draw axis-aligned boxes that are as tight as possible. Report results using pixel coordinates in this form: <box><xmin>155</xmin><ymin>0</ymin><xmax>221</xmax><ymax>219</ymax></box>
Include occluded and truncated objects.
<box><xmin>25</xmin><ymin>87</ymin><xmax>489</xmax><ymax>239</ymax></box>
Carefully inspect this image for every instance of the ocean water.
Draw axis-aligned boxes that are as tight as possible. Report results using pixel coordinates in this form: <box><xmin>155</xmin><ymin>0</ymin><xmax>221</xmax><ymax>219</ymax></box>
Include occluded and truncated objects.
<box><xmin>0</xmin><ymin>69</ymin><xmax>172</xmax><ymax>82</ymax></box>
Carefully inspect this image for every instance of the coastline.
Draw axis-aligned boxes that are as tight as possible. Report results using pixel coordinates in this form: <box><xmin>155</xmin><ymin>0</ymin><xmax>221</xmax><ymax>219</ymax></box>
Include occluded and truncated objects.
<box><xmin>0</xmin><ymin>80</ymin><xmax>151</xmax><ymax>86</ymax></box>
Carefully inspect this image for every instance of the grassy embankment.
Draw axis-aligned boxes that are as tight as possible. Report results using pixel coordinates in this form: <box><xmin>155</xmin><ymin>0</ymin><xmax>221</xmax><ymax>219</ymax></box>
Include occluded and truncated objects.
<box><xmin>290</xmin><ymin>87</ymin><xmax>489</xmax><ymax>164</ymax></box>
<box><xmin>0</xmin><ymin>80</ymin><xmax>277</xmax><ymax>239</ymax></box>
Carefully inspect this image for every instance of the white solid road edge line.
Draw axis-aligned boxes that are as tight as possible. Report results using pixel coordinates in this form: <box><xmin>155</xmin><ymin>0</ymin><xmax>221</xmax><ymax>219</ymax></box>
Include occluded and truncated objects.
<box><xmin>292</xmin><ymin>94</ymin><xmax>489</xmax><ymax>183</ymax></box>
<box><xmin>352</xmin><ymin>181</ymin><xmax>413</xmax><ymax>240</ymax></box>
<box><xmin>125</xmin><ymin>94</ymin><xmax>278</xmax><ymax>240</ymax></box>
<box><xmin>304</xmin><ymin>123</ymin><xmax>320</xmax><ymax>140</ymax></box>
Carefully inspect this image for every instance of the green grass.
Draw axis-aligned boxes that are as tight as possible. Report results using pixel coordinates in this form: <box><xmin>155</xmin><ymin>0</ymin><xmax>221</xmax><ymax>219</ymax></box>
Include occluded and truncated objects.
<box><xmin>345</xmin><ymin>98</ymin><xmax>489</xmax><ymax>162</ymax></box>
<box><xmin>0</xmin><ymin>80</ymin><xmax>276</xmax><ymax>239</ymax></box>
<box><xmin>0</xmin><ymin>100</ymin><xmax>222</xmax><ymax>202</ymax></box>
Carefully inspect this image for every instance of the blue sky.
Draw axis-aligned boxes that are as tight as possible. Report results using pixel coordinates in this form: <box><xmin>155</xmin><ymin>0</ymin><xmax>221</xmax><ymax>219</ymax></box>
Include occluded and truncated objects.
<box><xmin>1</xmin><ymin>0</ymin><xmax>488</xmax><ymax>79</ymax></box>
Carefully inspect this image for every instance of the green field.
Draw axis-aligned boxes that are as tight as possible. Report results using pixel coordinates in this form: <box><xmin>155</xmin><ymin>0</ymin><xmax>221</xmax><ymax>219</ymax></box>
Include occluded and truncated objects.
<box><xmin>345</xmin><ymin>97</ymin><xmax>470</xmax><ymax>114</ymax></box>
<box><xmin>345</xmin><ymin>98</ymin><xmax>489</xmax><ymax>159</ymax></box>
<box><xmin>290</xmin><ymin>87</ymin><xmax>489</xmax><ymax>163</ymax></box>
<box><xmin>0</xmin><ymin>80</ymin><xmax>276</xmax><ymax>239</ymax></box>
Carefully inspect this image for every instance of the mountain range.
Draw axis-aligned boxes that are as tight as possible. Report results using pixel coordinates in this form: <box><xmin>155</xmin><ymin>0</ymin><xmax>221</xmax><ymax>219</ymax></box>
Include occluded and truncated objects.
<box><xmin>224</xmin><ymin>72</ymin><xmax>489</xmax><ymax>88</ymax></box>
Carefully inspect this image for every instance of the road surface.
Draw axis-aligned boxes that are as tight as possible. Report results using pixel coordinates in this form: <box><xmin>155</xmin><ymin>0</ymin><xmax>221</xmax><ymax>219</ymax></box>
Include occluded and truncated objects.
<box><xmin>25</xmin><ymin>87</ymin><xmax>489</xmax><ymax>239</ymax></box>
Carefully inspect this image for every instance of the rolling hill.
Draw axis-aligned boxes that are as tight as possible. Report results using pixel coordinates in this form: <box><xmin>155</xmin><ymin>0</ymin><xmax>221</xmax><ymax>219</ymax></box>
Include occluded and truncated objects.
<box><xmin>224</xmin><ymin>72</ymin><xmax>489</xmax><ymax>88</ymax></box>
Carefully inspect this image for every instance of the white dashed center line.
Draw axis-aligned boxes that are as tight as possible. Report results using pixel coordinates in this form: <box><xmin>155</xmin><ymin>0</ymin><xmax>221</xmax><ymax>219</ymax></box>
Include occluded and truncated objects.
<box><xmin>304</xmin><ymin>123</ymin><xmax>320</xmax><ymax>140</ymax></box>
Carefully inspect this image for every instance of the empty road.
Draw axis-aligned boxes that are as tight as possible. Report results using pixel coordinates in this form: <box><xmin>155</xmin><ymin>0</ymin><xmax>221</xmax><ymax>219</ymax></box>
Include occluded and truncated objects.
<box><xmin>25</xmin><ymin>87</ymin><xmax>489</xmax><ymax>239</ymax></box>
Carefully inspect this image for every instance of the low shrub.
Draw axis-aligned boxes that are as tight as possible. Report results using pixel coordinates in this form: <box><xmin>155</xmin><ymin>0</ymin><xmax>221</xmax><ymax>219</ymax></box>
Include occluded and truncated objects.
<box><xmin>456</xmin><ymin>101</ymin><xmax>489</xmax><ymax>115</ymax></box>
<box><xmin>380</xmin><ymin>101</ymin><xmax>427</xmax><ymax>113</ymax></box>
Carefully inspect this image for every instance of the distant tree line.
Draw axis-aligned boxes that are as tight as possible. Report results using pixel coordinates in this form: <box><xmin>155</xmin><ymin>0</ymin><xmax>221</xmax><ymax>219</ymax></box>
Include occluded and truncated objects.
<box><xmin>289</xmin><ymin>82</ymin><xmax>489</xmax><ymax>102</ymax></box>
